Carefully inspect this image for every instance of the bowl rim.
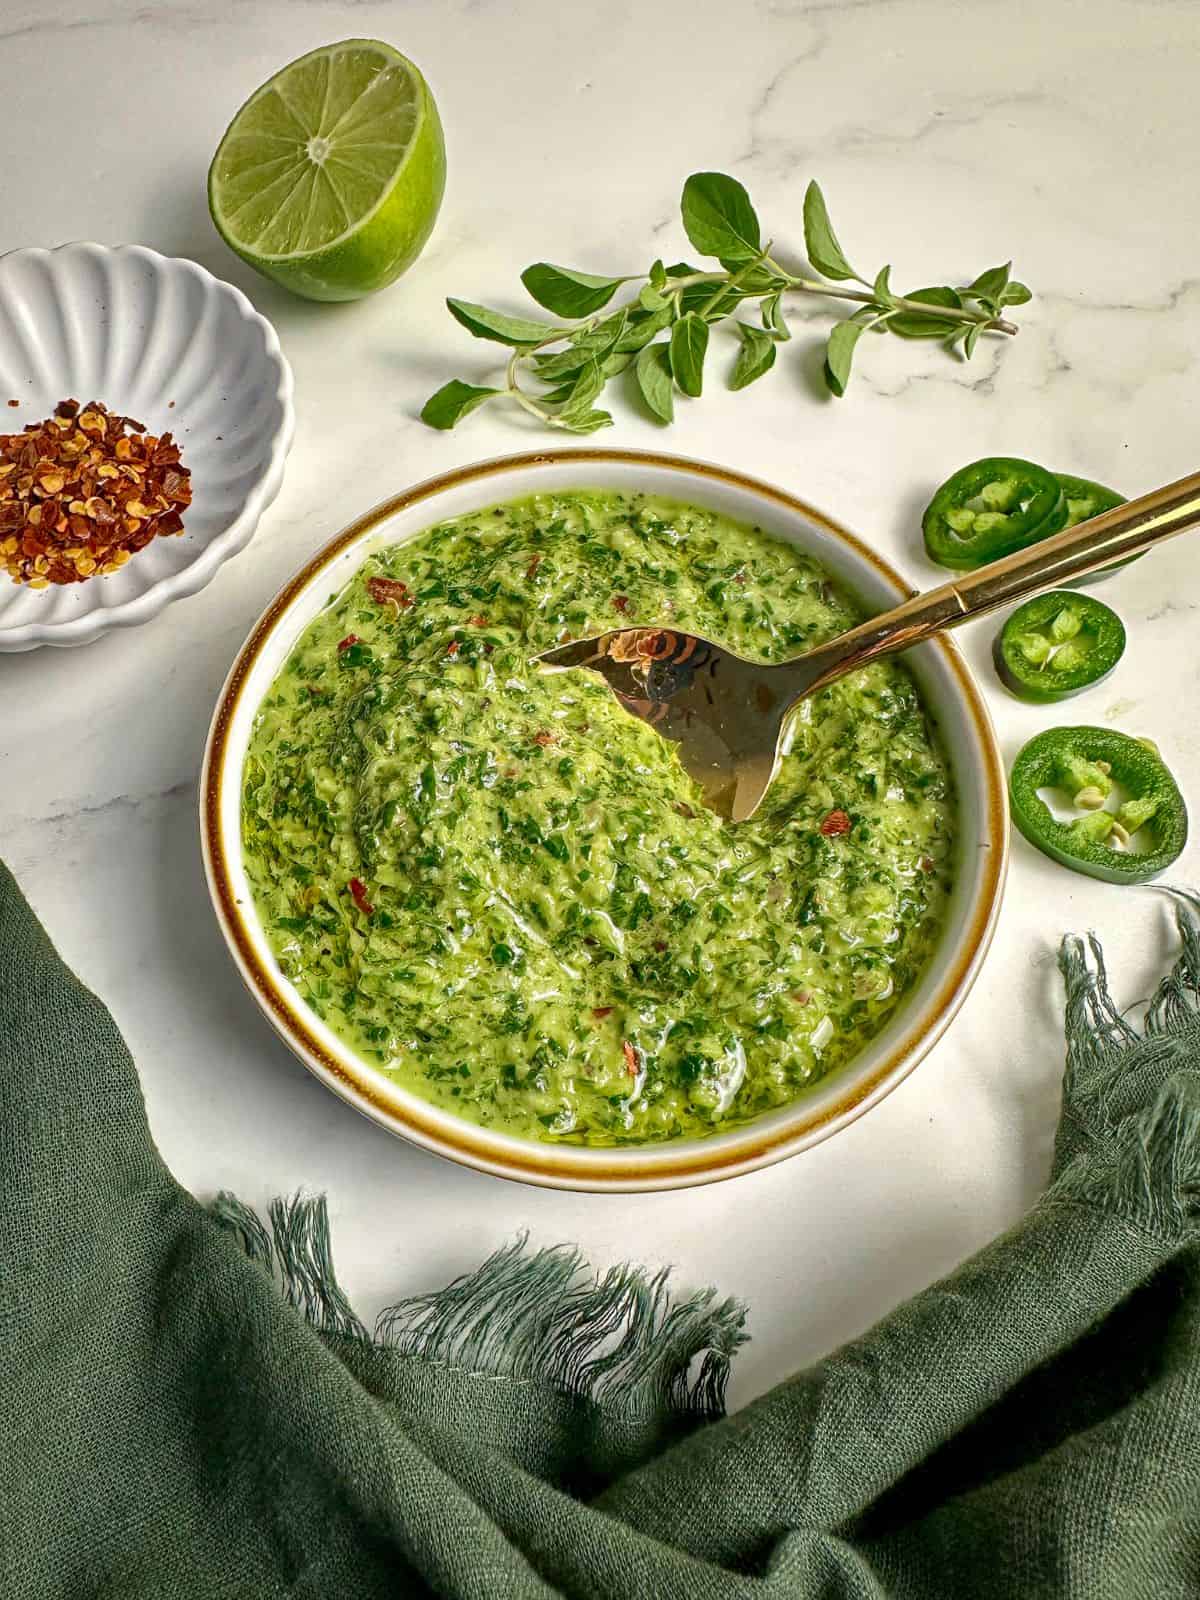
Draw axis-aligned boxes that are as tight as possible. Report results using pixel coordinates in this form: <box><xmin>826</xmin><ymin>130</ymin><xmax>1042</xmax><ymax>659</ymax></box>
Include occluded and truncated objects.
<box><xmin>201</xmin><ymin>447</ymin><xmax>1009</xmax><ymax>1191</ymax></box>
<box><xmin>0</xmin><ymin>241</ymin><xmax>295</xmax><ymax>651</ymax></box>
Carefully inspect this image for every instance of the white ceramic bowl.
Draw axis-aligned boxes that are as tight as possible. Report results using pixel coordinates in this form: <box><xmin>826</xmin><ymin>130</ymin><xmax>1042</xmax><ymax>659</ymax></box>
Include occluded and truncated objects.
<box><xmin>202</xmin><ymin>450</ymin><xmax>1008</xmax><ymax>1191</ymax></box>
<box><xmin>0</xmin><ymin>243</ymin><xmax>294</xmax><ymax>651</ymax></box>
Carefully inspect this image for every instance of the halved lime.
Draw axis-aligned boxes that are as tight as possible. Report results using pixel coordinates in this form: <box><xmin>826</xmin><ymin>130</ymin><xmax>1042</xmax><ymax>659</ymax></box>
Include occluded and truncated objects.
<box><xmin>208</xmin><ymin>39</ymin><xmax>446</xmax><ymax>302</ymax></box>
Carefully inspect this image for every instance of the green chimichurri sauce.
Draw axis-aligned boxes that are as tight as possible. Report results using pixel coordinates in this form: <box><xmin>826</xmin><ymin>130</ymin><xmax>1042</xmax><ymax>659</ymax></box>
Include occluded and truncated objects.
<box><xmin>242</xmin><ymin>491</ymin><xmax>955</xmax><ymax>1146</ymax></box>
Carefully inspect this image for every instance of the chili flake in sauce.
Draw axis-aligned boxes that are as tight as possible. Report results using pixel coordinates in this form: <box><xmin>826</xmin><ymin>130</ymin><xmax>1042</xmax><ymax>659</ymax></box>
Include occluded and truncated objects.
<box><xmin>0</xmin><ymin>399</ymin><xmax>191</xmax><ymax>588</ymax></box>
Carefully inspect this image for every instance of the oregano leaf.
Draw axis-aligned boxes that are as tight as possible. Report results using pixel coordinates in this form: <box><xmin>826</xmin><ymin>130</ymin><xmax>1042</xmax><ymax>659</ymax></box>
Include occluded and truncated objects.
<box><xmin>421</xmin><ymin>381</ymin><xmax>503</xmax><ymax>430</ymax></box>
<box><xmin>730</xmin><ymin>323</ymin><xmax>777</xmax><ymax>390</ymax></box>
<box><xmin>1001</xmin><ymin>281</ymin><xmax>1032</xmax><ymax>306</ymax></box>
<box><xmin>761</xmin><ymin>291</ymin><xmax>791</xmax><ymax>341</ymax></box>
<box><xmin>615</xmin><ymin>304</ymin><xmax>673</xmax><ymax>352</ymax></box>
<box><xmin>446</xmin><ymin>299</ymin><xmax>561</xmax><ymax>347</ymax></box>
<box><xmin>635</xmin><ymin>342</ymin><xmax>674</xmax><ymax>423</ymax></box>
<box><xmin>532</xmin><ymin>346</ymin><xmax>591</xmax><ymax>381</ymax></box>
<box><xmin>964</xmin><ymin>262</ymin><xmax>1011</xmax><ymax>302</ymax></box>
<box><xmin>669</xmin><ymin>313</ymin><xmax>709</xmax><ymax>396</ymax></box>
<box><xmin>680</xmin><ymin>172</ymin><xmax>762</xmax><ymax>262</ymax></box>
<box><xmin>536</xmin><ymin>380</ymin><xmax>581</xmax><ymax>405</ymax></box>
<box><xmin>889</xmin><ymin>287</ymin><xmax>963</xmax><ymax>339</ymax></box>
<box><xmin>718</xmin><ymin>259</ymin><xmax>775</xmax><ymax>292</ymax></box>
<box><xmin>824</xmin><ymin>319</ymin><xmax>867</xmax><ymax>397</ymax></box>
<box><xmin>872</xmin><ymin>264</ymin><xmax>897</xmax><ymax>308</ymax></box>
<box><xmin>558</xmin><ymin>358</ymin><xmax>606</xmax><ymax>418</ymax></box>
<box><xmin>559</xmin><ymin>408</ymin><xmax>614</xmax><ymax>435</ymax></box>
<box><xmin>520</xmin><ymin>264</ymin><xmax>627</xmax><ymax>318</ymax></box>
<box><xmin>568</xmin><ymin>310</ymin><xmax>628</xmax><ymax>354</ymax></box>
<box><xmin>964</xmin><ymin>323</ymin><xmax>982</xmax><ymax>359</ymax></box>
<box><xmin>803</xmin><ymin>181</ymin><xmax>859</xmax><ymax>282</ymax></box>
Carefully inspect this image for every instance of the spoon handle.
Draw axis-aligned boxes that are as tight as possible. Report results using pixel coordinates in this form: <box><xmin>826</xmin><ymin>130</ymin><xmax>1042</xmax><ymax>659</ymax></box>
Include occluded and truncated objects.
<box><xmin>798</xmin><ymin>468</ymin><xmax>1200</xmax><ymax>697</ymax></box>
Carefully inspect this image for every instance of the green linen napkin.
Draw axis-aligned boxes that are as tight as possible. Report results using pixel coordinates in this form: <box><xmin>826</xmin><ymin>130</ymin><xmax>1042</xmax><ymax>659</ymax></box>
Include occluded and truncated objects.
<box><xmin>2</xmin><ymin>856</ymin><xmax>1199</xmax><ymax>1598</ymax></box>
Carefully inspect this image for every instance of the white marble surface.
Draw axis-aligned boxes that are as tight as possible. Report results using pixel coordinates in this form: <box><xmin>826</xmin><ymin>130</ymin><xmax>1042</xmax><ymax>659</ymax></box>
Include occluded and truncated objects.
<box><xmin>2</xmin><ymin>0</ymin><xmax>1198</xmax><ymax>1405</ymax></box>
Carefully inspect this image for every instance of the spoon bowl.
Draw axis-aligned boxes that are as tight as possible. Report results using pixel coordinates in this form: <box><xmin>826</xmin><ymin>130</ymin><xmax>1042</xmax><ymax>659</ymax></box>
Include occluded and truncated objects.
<box><xmin>537</xmin><ymin>627</ymin><xmax>818</xmax><ymax>820</ymax></box>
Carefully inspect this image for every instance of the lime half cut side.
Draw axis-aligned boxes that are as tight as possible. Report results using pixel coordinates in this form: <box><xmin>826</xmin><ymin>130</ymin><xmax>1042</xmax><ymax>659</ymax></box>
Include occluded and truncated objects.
<box><xmin>208</xmin><ymin>39</ymin><xmax>446</xmax><ymax>302</ymax></box>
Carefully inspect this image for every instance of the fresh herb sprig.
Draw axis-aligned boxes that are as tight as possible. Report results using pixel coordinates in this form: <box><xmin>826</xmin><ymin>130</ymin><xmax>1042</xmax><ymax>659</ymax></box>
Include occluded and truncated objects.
<box><xmin>421</xmin><ymin>172</ymin><xmax>1031</xmax><ymax>433</ymax></box>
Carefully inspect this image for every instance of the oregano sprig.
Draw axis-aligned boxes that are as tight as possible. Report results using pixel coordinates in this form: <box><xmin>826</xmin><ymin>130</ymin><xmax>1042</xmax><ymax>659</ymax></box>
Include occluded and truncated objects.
<box><xmin>422</xmin><ymin>172</ymin><xmax>1031</xmax><ymax>432</ymax></box>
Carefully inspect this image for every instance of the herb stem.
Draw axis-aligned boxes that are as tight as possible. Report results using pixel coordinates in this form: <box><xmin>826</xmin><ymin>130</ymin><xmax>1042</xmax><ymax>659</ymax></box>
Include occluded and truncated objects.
<box><xmin>693</xmin><ymin>254</ymin><xmax>768</xmax><ymax>319</ymax></box>
<box><xmin>782</xmin><ymin>272</ymin><xmax>1018</xmax><ymax>335</ymax></box>
<box><xmin>666</xmin><ymin>261</ymin><xmax>1017</xmax><ymax>335</ymax></box>
<box><xmin>662</xmin><ymin>271</ymin><xmax>728</xmax><ymax>294</ymax></box>
<box><xmin>505</xmin><ymin>345</ymin><xmax>556</xmax><ymax>425</ymax></box>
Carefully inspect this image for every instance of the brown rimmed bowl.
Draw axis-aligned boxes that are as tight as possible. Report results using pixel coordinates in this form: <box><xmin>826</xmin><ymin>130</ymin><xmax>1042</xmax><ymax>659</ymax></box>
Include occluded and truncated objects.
<box><xmin>201</xmin><ymin>449</ymin><xmax>1008</xmax><ymax>1191</ymax></box>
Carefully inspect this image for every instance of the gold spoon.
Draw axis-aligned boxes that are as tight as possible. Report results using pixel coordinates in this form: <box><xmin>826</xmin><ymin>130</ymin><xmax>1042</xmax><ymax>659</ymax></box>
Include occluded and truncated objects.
<box><xmin>536</xmin><ymin>470</ymin><xmax>1200</xmax><ymax>822</ymax></box>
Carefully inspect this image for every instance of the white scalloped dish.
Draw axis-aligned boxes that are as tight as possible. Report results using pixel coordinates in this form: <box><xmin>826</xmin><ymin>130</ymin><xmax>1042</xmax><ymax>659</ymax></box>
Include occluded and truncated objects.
<box><xmin>0</xmin><ymin>243</ymin><xmax>294</xmax><ymax>651</ymax></box>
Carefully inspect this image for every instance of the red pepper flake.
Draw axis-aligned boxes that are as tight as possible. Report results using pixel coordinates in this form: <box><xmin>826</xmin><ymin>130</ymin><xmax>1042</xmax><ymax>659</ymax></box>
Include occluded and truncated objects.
<box><xmin>336</xmin><ymin>633</ymin><xmax>359</xmax><ymax>652</ymax></box>
<box><xmin>592</xmin><ymin>1006</ymin><xmax>613</xmax><ymax>1020</ymax></box>
<box><xmin>622</xmin><ymin>1040</ymin><xmax>639</xmax><ymax>1078</ymax></box>
<box><xmin>558</xmin><ymin>629</ymin><xmax>575</xmax><ymax>644</ymax></box>
<box><xmin>791</xmin><ymin>990</ymin><xmax>811</xmax><ymax>1006</ymax></box>
<box><xmin>819</xmin><ymin>809</ymin><xmax>852</xmax><ymax>837</ymax></box>
<box><xmin>468</xmin><ymin>613</ymin><xmax>488</xmax><ymax>626</ymax></box>
<box><xmin>348</xmin><ymin>878</ymin><xmax>374</xmax><ymax>917</ymax></box>
<box><xmin>367</xmin><ymin>576</ymin><xmax>412</xmax><ymax>610</ymax></box>
<box><xmin>525</xmin><ymin>553</ymin><xmax>542</xmax><ymax>581</ymax></box>
<box><xmin>653</xmin><ymin>940</ymin><xmax>668</xmax><ymax>953</ymax></box>
<box><xmin>0</xmin><ymin>397</ymin><xmax>191</xmax><ymax>588</ymax></box>
<box><xmin>6</xmin><ymin>399</ymin><xmax>17</xmax><ymax>408</ymax></box>
<box><xmin>733</xmin><ymin>570</ymin><xmax>747</xmax><ymax>585</ymax></box>
<box><xmin>920</xmin><ymin>856</ymin><xmax>936</xmax><ymax>874</ymax></box>
<box><xmin>611</xmin><ymin>594</ymin><xmax>631</xmax><ymax>614</ymax></box>
<box><xmin>446</xmin><ymin>639</ymin><xmax>460</xmax><ymax>656</ymax></box>
<box><xmin>532</xmin><ymin>730</ymin><xmax>557</xmax><ymax>747</ymax></box>
<box><xmin>674</xmin><ymin>801</ymin><xmax>696</xmax><ymax>819</ymax></box>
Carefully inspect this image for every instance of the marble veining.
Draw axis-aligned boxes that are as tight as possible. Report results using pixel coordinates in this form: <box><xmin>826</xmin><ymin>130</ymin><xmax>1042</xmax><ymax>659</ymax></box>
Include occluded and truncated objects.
<box><xmin>1</xmin><ymin>0</ymin><xmax>1197</xmax><ymax>1403</ymax></box>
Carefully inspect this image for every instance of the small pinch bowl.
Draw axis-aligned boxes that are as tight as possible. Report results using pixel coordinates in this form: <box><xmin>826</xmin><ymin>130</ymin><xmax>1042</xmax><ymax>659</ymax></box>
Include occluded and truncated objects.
<box><xmin>0</xmin><ymin>243</ymin><xmax>294</xmax><ymax>651</ymax></box>
<box><xmin>202</xmin><ymin>449</ymin><xmax>1008</xmax><ymax>1192</ymax></box>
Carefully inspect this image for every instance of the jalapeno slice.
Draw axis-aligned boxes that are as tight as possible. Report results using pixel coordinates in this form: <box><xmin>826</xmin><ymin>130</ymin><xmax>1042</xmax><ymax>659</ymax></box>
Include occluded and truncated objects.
<box><xmin>923</xmin><ymin>457</ymin><xmax>1067</xmax><ymax>570</ymax></box>
<box><xmin>1055</xmin><ymin>472</ymin><xmax>1139</xmax><ymax>586</ymax></box>
<box><xmin>994</xmin><ymin>591</ymin><xmax>1125</xmax><ymax>703</ymax></box>
<box><xmin>1010</xmin><ymin>726</ymin><xmax>1187</xmax><ymax>885</ymax></box>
